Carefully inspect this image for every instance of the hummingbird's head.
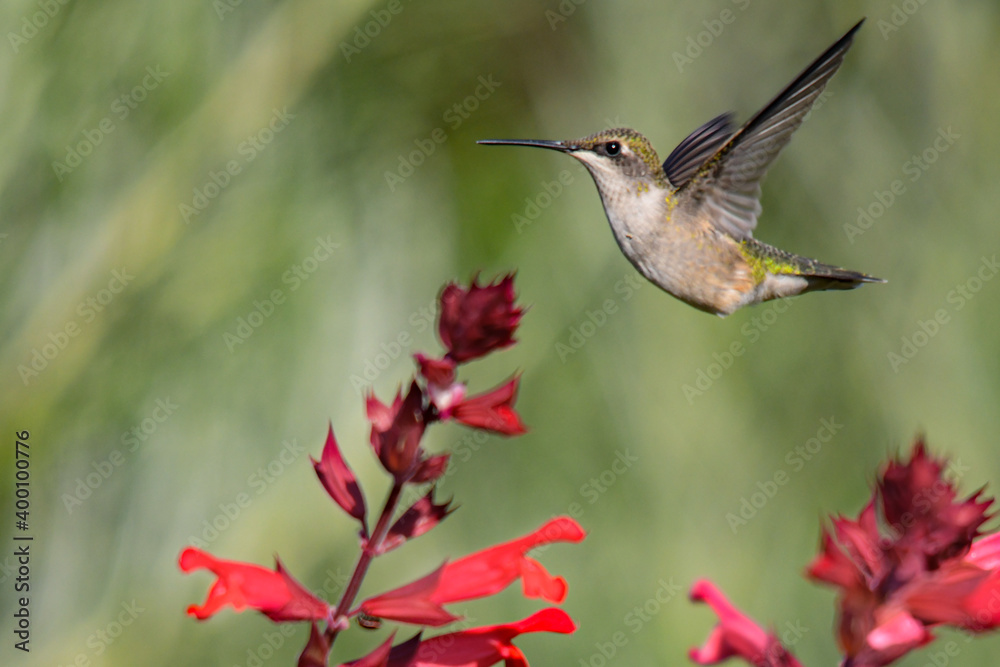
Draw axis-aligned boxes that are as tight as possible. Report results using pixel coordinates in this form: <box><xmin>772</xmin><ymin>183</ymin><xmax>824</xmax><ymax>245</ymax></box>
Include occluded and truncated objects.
<box><xmin>478</xmin><ymin>129</ymin><xmax>669</xmax><ymax>192</ymax></box>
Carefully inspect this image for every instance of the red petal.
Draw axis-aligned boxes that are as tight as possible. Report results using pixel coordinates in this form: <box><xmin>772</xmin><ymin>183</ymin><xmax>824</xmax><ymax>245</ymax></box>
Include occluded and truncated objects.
<box><xmin>967</xmin><ymin>532</ymin><xmax>1000</xmax><ymax>570</ymax></box>
<box><xmin>361</xmin><ymin>564</ymin><xmax>460</xmax><ymax>627</ymax></box>
<box><xmin>367</xmin><ymin>391</ymin><xmax>401</xmax><ymax>433</ymax></box>
<box><xmin>450</xmin><ymin>376</ymin><xmax>526</xmax><ymax>436</ymax></box>
<box><xmin>430</xmin><ymin>517</ymin><xmax>585</xmax><ymax>605</ymax></box>
<box><xmin>311</xmin><ymin>424</ymin><xmax>367</xmax><ymax>533</ymax></box>
<box><xmin>865</xmin><ymin>607</ymin><xmax>932</xmax><ymax>661</ymax></box>
<box><xmin>414</xmin><ymin>354</ymin><xmax>457</xmax><ymax>388</ymax></box>
<box><xmin>961</xmin><ymin>568</ymin><xmax>1000</xmax><ymax>630</ymax></box>
<box><xmin>338</xmin><ymin>632</ymin><xmax>397</xmax><ymax>667</ymax></box>
<box><xmin>395</xmin><ymin>608</ymin><xmax>573</xmax><ymax>667</ymax></box>
<box><xmin>179</xmin><ymin>548</ymin><xmax>329</xmax><ymax>622</ymax></box>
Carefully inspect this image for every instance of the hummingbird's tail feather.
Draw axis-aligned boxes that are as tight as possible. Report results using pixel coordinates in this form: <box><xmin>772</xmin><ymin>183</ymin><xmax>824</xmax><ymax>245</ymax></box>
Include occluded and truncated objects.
<box><xmin>740</xmin><ymin>237</ymin><xmax>885</xmax><ymax>294</ymax></box>
<box><xmin>800</xmin><ymin>266</ymin><xmax>886</xmax><ymax>292</ymax></box>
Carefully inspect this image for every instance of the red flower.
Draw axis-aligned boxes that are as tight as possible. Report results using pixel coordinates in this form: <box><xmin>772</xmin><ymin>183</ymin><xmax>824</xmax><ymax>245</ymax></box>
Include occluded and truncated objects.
<box><xmin>689</xmin><ymin>579</ymin><xmax>803</xmax><ymax>667</ymax></box>
<box><xmin>361</xmin><ymin>517</ymin><xmax>585</xmax><ymax>625</ymax></box>
<box><xmin>341</xmin><ymin>608</ymin><xmax>576</xmax><ymax>667</ymax></box>
<box><xmin>179</xmin><ymin>548</ymin><xmax>329</xmax><ymax>622</ymax></box>
<box><xmin>448</xmin><ymin>375</ymin><xmax>526</xmax><ymax>436</ymax></box>
<box><xmin>311</xmin><ymin>424</ymin><xmax>367</xmax><ymax>534</ymax></box>
<box><xmin>438</xmin><ymin>274</ymin><xmax>522</xmax><ymax>363</ymax></box>
<box><xmin>806</xmin><ymin>439</ymin><xmax>998</xmax><ymax>667</ymax></box>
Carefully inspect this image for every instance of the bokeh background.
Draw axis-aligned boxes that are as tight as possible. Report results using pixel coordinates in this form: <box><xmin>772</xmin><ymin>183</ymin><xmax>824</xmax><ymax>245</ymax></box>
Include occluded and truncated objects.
<box><xmin>2</xmin><ymin>0</ymin><xmax>999</xmax><ymax>665</ymax></box>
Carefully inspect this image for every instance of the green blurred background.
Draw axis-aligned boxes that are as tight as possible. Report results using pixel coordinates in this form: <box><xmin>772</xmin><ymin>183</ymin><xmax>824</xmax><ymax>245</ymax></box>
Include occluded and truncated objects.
<box><xmin>2</xmin><ymin>0</ymin><xmax>999</xmax><ymax>665</ymax></box>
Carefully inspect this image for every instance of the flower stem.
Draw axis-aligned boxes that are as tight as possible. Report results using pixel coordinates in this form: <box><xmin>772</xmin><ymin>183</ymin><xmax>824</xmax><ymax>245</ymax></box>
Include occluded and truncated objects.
<box><xmin>325</xmin><ymin>480</ymin><xmax>405</xmax><ymax>648</ymax></box>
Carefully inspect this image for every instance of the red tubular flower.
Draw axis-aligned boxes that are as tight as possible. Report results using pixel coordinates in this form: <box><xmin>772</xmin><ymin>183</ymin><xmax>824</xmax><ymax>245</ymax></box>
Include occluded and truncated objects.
<box><xmin>311</xmin><ymin>424</ymin><xmax>367</xmax><ymax>535</ymax></box>
<box><xmin>806</xmin><ymin>439</ymin><xmax>999</xmax><ymax>667</ymax></box>
<box><xmin>179</xmin><ymin>548</ymin><xmax>330</xmax><ymax>622</ymax></box>
<box><xmin>431</xmin><ymin>516</ymin><xmax>584</xmax><ymax>604</ymax></box>
<box><xmin>438</xmin><ymin>274</ymin><xmax>522</xmax><ymax>363</ymax></box>
<box><xmin>360</xmin><ymin>517</ymin><xmax>585</xmax><ymax>625</ymax></box>
<box><xmin>341</xmin><ymin>608</ymin><xmax>576</xmax><ymax>667</ymax></box>
<box><xmin>448</xmin><ymin>375</ymin><xmax>526</xmax><ymax>436</ymax></box>
<box><xmin>689</xmin><ymin>580</ymin><xmax>803</xmax><ymax>667</ymax></box>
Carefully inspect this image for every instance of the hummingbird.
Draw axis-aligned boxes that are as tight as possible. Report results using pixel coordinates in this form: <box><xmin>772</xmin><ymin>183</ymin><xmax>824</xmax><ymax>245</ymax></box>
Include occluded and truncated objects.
<box><xmin>479</xmin><ymin>19</ymin><xmax>883</xmax><ymax>317</ymax></box>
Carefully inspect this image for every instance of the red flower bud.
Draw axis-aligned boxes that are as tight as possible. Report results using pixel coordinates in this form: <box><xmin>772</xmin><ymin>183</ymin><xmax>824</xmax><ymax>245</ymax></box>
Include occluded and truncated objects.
<box><xmin>381</xmin><ymin>490</ymin><xmax>455</xmax><ymax>554</ymax></box>
<box><xmin>438</xmin><ymin>274</ymin><xmax>522</xmax><ymax>363</ymax></box>
<box><xmin>367</xmin><ymin>382</ymin><xmax>426</xmax><ymax>482</ymax></box>
<box><xmin>311</xmin><ymin>424</ymin><xmax>367</xmax><ymax>535</ymax></box>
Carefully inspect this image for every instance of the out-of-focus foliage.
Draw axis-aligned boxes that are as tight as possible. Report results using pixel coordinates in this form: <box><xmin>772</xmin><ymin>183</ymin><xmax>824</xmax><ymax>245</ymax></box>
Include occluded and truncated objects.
<box><xmin>1</xmin><ymin>1</ymin><xmax>998</xmax><ymax>665</ymax></box>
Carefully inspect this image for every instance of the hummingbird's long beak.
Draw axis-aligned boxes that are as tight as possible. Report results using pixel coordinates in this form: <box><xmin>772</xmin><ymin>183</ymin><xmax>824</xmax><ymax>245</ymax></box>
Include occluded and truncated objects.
<box><xmin>477</xmin><ymin>139</ymin><xmax>577</xmax><ymax>152</ymax></box>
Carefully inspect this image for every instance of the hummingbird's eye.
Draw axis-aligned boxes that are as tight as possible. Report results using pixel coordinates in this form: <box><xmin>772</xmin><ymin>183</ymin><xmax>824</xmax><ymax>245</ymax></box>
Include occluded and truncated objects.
<box><xmin>604</xmin><ymin>141</ymin><xmax>622</xmax><ymax>156</ymax></box>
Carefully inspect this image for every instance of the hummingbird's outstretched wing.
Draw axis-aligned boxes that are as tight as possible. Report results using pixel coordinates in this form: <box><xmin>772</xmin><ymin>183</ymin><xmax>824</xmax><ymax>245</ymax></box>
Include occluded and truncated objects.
<box><xmin>662</xmin><ymin>113</ymin><xmax>734</xmax><ymax>188</ymax></box>
<box><xmin>677</xmin><ymin>19</ymin><xmax>864</xmax><ymax>240</ymax></box>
